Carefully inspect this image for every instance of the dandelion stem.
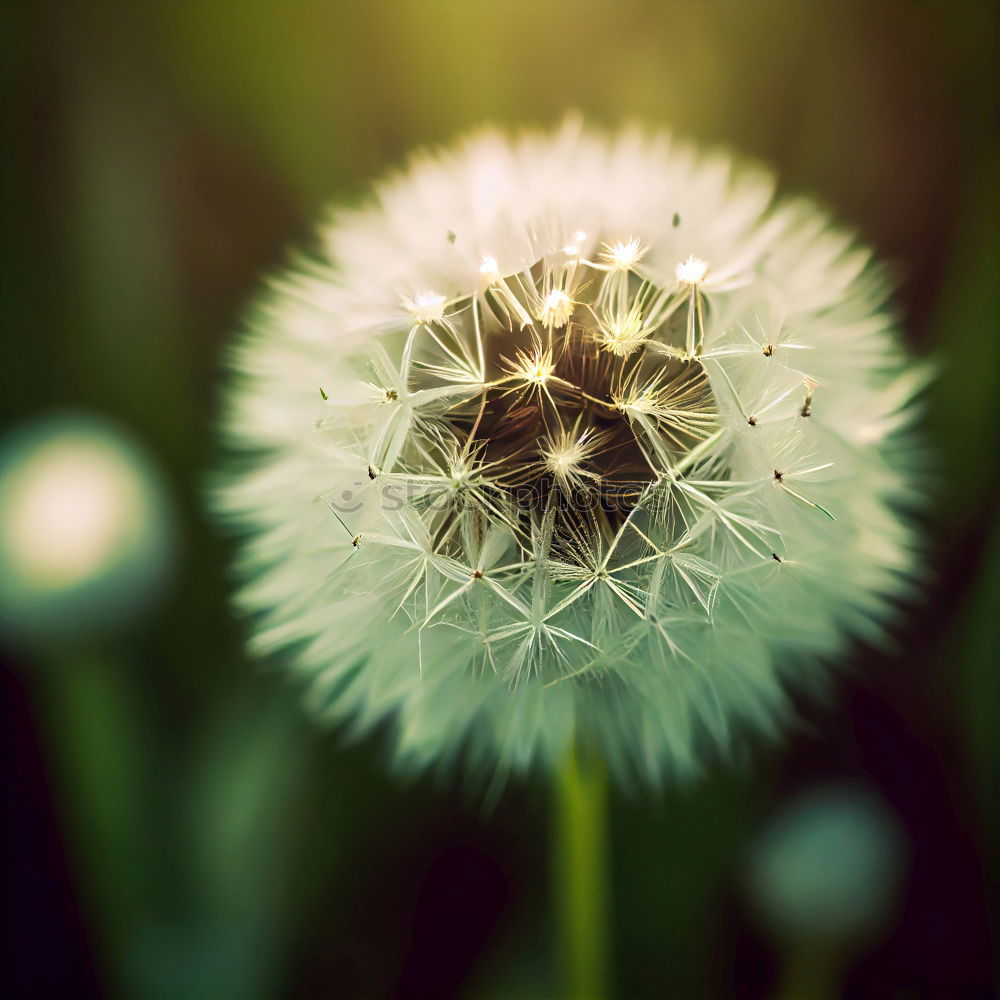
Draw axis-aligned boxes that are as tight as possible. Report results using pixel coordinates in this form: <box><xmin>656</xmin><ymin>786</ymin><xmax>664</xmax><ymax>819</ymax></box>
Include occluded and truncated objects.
<box><xmin>553</xmin><ymin>740</ymin><xmax>611</xmax><ymax>1000</ymax></box>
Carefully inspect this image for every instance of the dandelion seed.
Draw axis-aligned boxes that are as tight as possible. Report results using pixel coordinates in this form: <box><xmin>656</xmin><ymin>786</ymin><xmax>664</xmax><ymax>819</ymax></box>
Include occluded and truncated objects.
<box><xmin>537</xmin><ymin>288</ymin><xmax>574</xmax><ymax>328</ymax></box>
<box><xmin>675</xmin><ymin>255</ymin><xmax>709</xmax><ymax>286</ymax></box>
<box><xmin>595</xmin><ymin>304</ymin><xmax>649</xmax><ymax>357</ymax></box>
<box><xmin>540</xmin><ymin>422</ymin><xmax>610</xmax><ymax>489</ymax></box>
<box><xmin>800</xmin><ymin>378</ymin><xmax>816</xmax><ymax>418</ymax></box>
<box><xmin>600</xmin><ymin>238</ymin><xmax>647</xmax><ymax>272</ymax></box>
<box><xmin>503</xmin><ymin>342</ymin><xmax>558</xmax><ymax>388</ymax></box>
<box><xmin>404</xmin><ymin>291</ymin><xmax>447</xmax><ymax>324</ymax></box>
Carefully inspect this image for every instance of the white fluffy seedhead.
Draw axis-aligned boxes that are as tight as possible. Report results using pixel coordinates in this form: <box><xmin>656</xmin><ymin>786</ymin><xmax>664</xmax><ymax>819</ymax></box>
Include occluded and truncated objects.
<box><xmin>217</xmin><ymin>119</ymin><xmax>924</xmax><ymax>787</ymax></box>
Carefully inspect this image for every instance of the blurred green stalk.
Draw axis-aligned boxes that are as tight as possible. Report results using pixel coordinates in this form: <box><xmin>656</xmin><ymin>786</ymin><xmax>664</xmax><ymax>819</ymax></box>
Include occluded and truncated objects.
<box><xmin>36</xmin><ymin>652</ymin><xmax>152</xmax><ymax>999</ymax></box>
<box><xmin>552</xmin><ymin>742</ymin><xmax>611</xmax><ymax>1000</ymax></box>
<box><xmin>774</xmin><ymin>947</ymin><xmax>837</xmax><ymax>1000</ymax></box>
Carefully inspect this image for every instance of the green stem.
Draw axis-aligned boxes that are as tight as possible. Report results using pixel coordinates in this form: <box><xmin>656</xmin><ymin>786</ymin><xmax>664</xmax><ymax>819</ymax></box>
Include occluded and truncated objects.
<box><xmin>552</xmin><ymin>741</ymin><xmax>611</xmax><ymax>1000</ymax></box>
<box><xmin>773</xmin><ymin>945</ymin><xmax>840</xmax><ymax>1000</ymax></box>
<box><xmin>37</xmin><ymin>651</ymin><xmax>152</xmax><ymax>1000</ymax></box>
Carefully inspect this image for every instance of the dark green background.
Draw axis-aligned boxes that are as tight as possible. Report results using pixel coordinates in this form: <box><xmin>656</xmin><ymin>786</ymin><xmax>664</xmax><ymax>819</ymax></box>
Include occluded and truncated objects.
<box><xmin>3</xmin><ymin>2</ymin><xmax>997</xmax><ymax>998</ymax></box>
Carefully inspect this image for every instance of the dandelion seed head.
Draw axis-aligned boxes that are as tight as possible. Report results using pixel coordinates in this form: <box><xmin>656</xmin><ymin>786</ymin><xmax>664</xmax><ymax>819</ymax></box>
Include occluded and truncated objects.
<box><xmin>217</xmin><ymin>120</ymin><xmax>926</xmax><ymax>787</ymax></box>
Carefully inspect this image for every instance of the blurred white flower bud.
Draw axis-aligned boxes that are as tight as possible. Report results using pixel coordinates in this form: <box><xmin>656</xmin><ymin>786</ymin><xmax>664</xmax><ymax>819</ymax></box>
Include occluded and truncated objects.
<box><xmin>744</xmin><ymin>784</ymin><xmax>908</xmax><ymax>947</ymax></box>
<box><xmin>0</xmin><ymin>414</ymin><xmax>175</xmax><ymax>645</ymax></box>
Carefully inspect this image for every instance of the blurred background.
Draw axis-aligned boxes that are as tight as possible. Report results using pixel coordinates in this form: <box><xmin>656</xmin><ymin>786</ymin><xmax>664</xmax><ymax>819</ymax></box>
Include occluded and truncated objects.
<box><xmin>2</xmin><ymin>2</ymin><xmax>997</xmax><ymax>998</ymax></box>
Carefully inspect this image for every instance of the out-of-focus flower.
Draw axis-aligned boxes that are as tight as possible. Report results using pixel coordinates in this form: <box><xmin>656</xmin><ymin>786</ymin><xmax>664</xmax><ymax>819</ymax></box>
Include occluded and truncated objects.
<box><xmin>0</xmin><ymin>414</ymin><xmax>175</xmax><ymax>644</ymax></box>
<box><xmin>744</xmin><ymin>784</ymin><xmax>908</xmax><ymax>947</ymax></box>
<box><xmin>217</xmin><ymin>119</ymin><xmax>924</xmax><ymax>784</ymax></box>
